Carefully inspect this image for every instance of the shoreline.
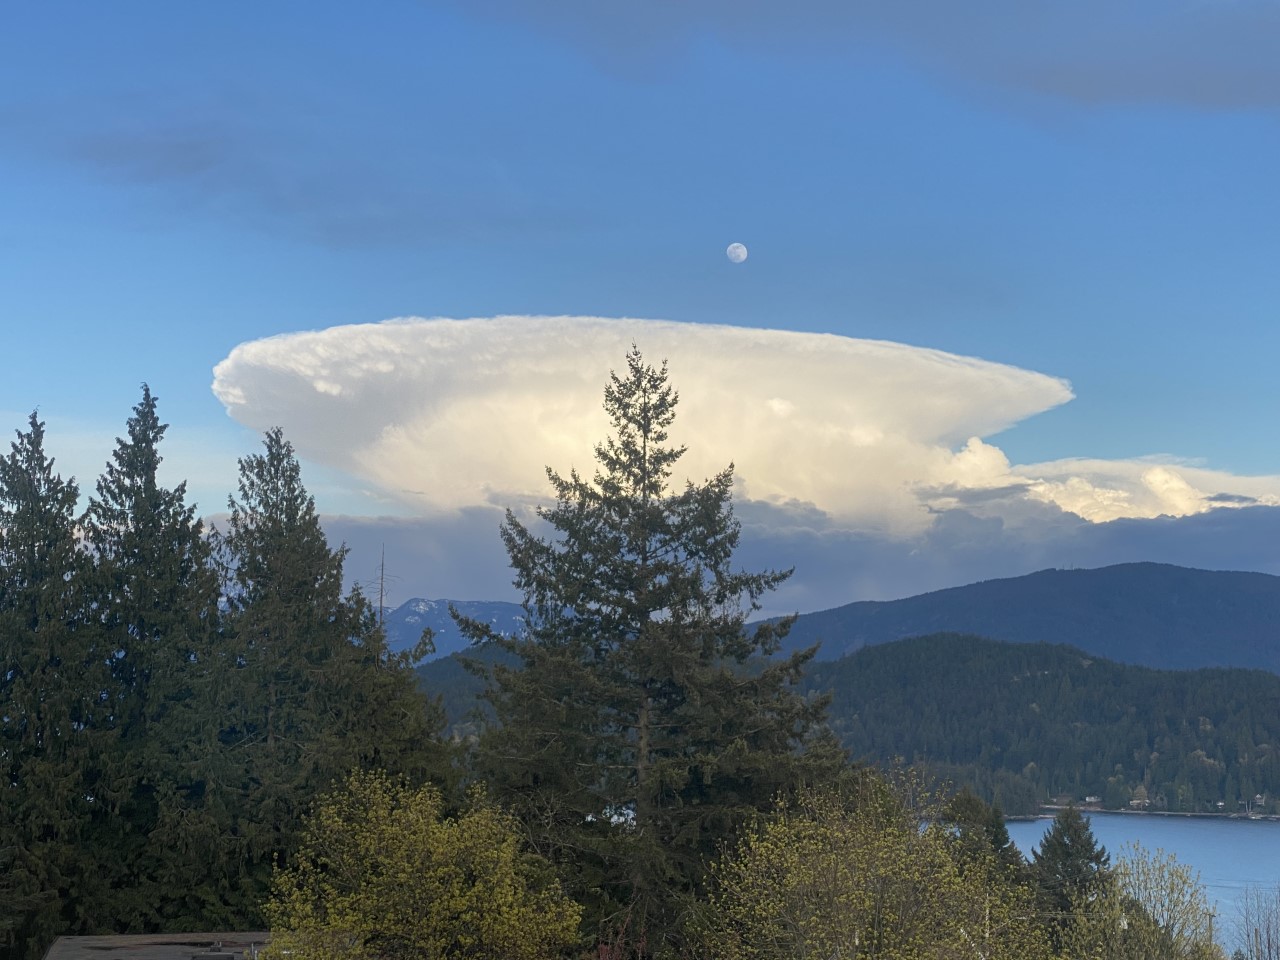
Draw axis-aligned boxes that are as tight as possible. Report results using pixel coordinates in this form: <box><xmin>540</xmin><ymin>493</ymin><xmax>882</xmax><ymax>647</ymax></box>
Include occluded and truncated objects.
<box><xmin>1008</xmin><ymin>805</ymin><xmax>1280</xmax><ymax>823</ymax></box>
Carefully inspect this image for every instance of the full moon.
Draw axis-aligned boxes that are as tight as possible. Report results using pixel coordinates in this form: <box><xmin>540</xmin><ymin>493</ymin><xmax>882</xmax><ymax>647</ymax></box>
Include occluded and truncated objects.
<box><xmin>726</xmin><ymin>242</ymin><xmax>748</xmax><ymax>264</ymax></box>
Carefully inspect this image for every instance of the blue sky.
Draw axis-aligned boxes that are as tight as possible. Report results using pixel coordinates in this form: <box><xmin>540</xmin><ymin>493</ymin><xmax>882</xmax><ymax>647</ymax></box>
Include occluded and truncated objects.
<box><xmin>4</xmin><ymin>2</ymin><xmax>1280</xmax><ymax>611</ymax></box>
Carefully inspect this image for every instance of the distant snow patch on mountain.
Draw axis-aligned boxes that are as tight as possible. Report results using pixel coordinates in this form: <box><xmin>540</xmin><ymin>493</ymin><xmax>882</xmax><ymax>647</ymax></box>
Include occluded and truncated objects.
<box><xmin>381</xmin><ymin>596</ymin><xmax>525</xmax><ymax>660</ymax></box>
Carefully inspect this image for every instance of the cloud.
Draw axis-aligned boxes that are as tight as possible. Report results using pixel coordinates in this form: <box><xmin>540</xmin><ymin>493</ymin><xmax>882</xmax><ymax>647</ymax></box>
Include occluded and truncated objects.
<box><xmin>444</xmin><ymin>0</ymin><xmax>1280</xmax><ymax>108</ymax></box>
<box><xmin>1015</xmin><ymin>458</ymin><xmax>1280</xmax><ymax>522</ymax></box>
<box><xmin>319</xmin><ymin>500</ymin><xmax>1280</xmax><ymax>618</ymax></box>
<box><xmin>213</xmin><ymin>315</ymin><xmax>1280</xmax><ymax>532</ymax></box>
<box><xmin>213</xmin><ymin>315</ymin><xmax>1280</xmax><ymax>612</ymax></box>
<box><xmin>213</xmin><ymin>315</ymin><xmax>1076</xmax><ymax>537</ymax></box>
<box><xmin>7</xmin><ymin>97</ymin><xmax>574</xmax><ymax>249</ymax></box>
<box><xmin>736</xmin><ymin>501</ymin><xmax>1280</xmax><ymax>616</ymax></box>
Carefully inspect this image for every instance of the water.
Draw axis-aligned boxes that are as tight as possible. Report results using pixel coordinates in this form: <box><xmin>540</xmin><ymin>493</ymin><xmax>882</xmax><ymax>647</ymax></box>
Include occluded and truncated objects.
<box><xmin>1007</xmin><ymin>812</ymin><xmax>1280</xmax><ymax>948</ymax></box>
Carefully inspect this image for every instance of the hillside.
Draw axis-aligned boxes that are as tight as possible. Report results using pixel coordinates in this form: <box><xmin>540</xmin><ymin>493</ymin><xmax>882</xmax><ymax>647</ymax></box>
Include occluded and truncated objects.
<box><xmin>781</xmin><ymin>562</ymin><xmax>1280</xmax><ymax>671</ymax></box>
<box><xmin>805</xmin><ymin>633</ymin><xmax>1280</xmax><ymax>815</ymax></box>
<box><xmin>397</xmin><ymin>563</ymin><xmax>1280</xmax><ymax>670</ymax></box>
<box><xmin>419</xmin><ymin>629</ymin><xmax>1280</xmax><ymax>818</ymax></box>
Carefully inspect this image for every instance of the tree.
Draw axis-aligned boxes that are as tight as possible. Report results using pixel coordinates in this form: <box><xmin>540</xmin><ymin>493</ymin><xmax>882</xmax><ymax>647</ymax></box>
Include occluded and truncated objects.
<box><xmin>0</xmin><ymin>415</ymin><xmax>110</xmax><ymax>960</ymax></box>
<box><xmin>697</xmin><ymin>778</ymin><xmax>1052</xmax><ymax>960</ymax></box>
<box><xmin>942</xmin><ymin>786</ymin><xmax>1027</xmax><ymax>881</ymax></box>
<box><xmin>83</xmin><ymin>385</ymin><xmax>217</xmax><ymax>721</ymax></box>
<box><xmin>213</xmin><ymin>429</ymin><xmax>448</xmax><ymax>925</ymax></box>
<box><xmin>263</xmin><ymin>770</ymin><xmax>580</xmax><ymax>960</ymax></box>
<box><xmin>80</xmin><ymin>385</ymin><xmax>224</xmax><ymax>928</ymax></box>
<box><xmin>1030</xmin><ymin>805</ymin><xmax>1111</xmax><ymax>947</ymax></box>
<box><xmin>1061</xmin><ymin>842</ymin><xmax>1223</xmax><ymax>960</ymax></box>
<box><xmin>1237</xmin><ymin>882</ymin><xmax>1280</xmax><ymax>960</ymax></box>
<box><xmin>470</xmin><ymin>348</ymin><xmax>836</xmax><ymax>955</ymax></box>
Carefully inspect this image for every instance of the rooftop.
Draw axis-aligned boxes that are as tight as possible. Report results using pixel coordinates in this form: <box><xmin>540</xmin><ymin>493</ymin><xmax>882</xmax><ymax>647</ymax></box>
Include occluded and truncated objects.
<box><xmin>43</xmin><ymin>933</ymin><xmax>270</xmax><ymax>960</ymax></box>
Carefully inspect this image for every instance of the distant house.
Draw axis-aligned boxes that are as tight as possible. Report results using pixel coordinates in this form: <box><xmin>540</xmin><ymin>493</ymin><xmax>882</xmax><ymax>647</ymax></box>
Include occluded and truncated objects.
<box><xmin>43</xmin><ymin>933</ymin><xmax>269</xmax><ymax>960</ymax></box>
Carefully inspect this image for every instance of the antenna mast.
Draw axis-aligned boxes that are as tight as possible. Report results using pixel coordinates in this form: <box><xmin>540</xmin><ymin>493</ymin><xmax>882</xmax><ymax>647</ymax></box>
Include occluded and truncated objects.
<box><xmin>378</xmin><ymin>543</ymin><xmax>386</xmax><ymax>627</ymax></box>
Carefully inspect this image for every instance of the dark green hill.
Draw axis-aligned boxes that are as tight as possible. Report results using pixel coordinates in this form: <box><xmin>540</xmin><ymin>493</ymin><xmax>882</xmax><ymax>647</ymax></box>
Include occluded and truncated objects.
<box><xmin>782</xmin><ymin>562</ymin><xmax>1280</xmax><ymax>671</ymax></box>
<box><xmin>417</xmin><ymin>642</ymin><xmax>511</xmax><ymax>731</ymax></box>
<box><xmin>806</xmin><ymin>633</ymin><xmax>1280</xmax><ymax>815</ymax></box>
<box><xmin>421</xmin><ymin>630</ymin><xmax>1280</xmax><ymax>817</ymax></box>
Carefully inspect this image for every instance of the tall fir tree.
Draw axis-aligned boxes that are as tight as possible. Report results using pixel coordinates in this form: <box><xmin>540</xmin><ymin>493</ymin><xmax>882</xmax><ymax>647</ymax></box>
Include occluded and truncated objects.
<box><xmin>1031</xmin><ymin>804</ymin><xmax>1111</xmax><ymax>948</ymax></box>
<box><xmin>81</xmin><ymin>385</ymin><xmax>224</xmax><ymax>930</ymax></box>
<box><xmin>471</xmin><ymin>348</ymin><xmax>837</xmax><ymax>957</ymax></box>
<box><xmin>212</xmin><ymin>428</ymin><xmax>447</xmax><ymax>925</ymax></box>
<box><xmin>0</xmin><ymin>415</ymin><xmax>111</xmax><ymax>960</ymax></box>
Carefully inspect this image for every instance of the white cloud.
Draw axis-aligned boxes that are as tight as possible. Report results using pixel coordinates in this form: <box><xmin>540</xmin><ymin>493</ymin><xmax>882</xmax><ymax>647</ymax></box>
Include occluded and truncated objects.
<box><xmin>213</xmin><ymin>315</ymin><xmax>1078</xmax><ymax>535</ymax></box>
<box><xmin>212</xmin><ymin>316</ymin><xmax>1280</xmax><ymax>538</ymax></box>
<box><xmin>1016</xmin><ymin>458</ymin><xmax>1280</xmax><ymax>522</ymax></box>
<box><xmin>208</xmin><ymin>315</ymin><xmax>1280</xmax><ymax>611</ymax></box>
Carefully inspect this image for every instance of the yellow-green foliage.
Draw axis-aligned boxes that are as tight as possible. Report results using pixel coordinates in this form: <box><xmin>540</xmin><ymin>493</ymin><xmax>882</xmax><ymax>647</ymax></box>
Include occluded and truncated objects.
<box><xmin>697</xmin><ymin>783</ymin><xmax>1051</xmax><ymax>960</ymax></box>
<box><xmin>263</xmin><ymin>770</ymin><xmax>581</xmax><ymax>960</ymax></box>
<box><xmin>1061</xmin><ymin>842</ymin><xmax>1224</xmax><ymax>960</ymax></box>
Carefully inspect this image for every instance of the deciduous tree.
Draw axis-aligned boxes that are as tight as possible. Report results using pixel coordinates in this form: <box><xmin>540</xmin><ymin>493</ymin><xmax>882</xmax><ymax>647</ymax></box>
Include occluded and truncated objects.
<box><xmin>1061</xmin><ymin>842</ymin><xmax>1223</xmax><ymax>960</ymax></box>
<box><xmin>698</xmin><ymin>778</ymin><xmax>1051</xmax><ymax>960</ymax></box>
<box><xmin>1236</xmin><ymin>882</ymin><xmax>1280</xmax><ymax>960</ymax></box>
<box><xmin>264</xmin><ymin>770</ymin><xmax>580</xmax><ymax>960</ymax></box>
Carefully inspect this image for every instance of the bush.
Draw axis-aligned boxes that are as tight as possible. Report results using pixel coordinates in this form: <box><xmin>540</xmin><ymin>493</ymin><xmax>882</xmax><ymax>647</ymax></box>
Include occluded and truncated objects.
<box><xmin>263</xmin><ymin>770</ymin><xmax>581</xmax><ymax>960</ymax></box>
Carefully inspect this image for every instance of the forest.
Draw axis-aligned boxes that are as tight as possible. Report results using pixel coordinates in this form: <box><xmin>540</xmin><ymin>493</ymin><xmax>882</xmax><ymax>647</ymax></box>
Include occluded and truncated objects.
<box><xmin>0</xmin><ymin>356</ymin><xmax>1247</xmax><ymax>960</ymax></box>
<box><xmin>420</xmin><ymin>630</ymin><xmax>1280</xmax><ymax>819</ymax></box>
<box><xmin>807</xmin><ymin>633</ymin><xmax>1280</xmax><ymax>816</ymax></box>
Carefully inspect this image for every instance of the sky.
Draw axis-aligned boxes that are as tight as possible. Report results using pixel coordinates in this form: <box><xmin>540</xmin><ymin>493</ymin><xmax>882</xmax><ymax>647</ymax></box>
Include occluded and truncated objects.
<box><xmin>3</xmin><ymin>1</ymin><xmax>1280</xmax><ymax>614</ymax></box>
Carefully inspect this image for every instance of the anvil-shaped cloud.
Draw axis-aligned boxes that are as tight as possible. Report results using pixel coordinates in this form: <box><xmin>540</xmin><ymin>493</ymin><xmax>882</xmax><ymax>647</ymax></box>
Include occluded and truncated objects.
<box><xmin>213</xmin><ymin>316</ymin><xmax>1067</xmax><ymax>530</ymax></box>
<box><xmin>212</xmin><ymin>316</ymin><xmax>1278</xmax><ymax>536</ymax></box>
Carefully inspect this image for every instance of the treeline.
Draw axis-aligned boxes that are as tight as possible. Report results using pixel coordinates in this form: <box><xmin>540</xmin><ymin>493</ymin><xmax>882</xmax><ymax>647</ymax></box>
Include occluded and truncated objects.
<box><xmin>0</xmin><ymin>390</ymin><xmax>449</xmax><ymax>960</ymax></box>
<box><xmin>0</xmin><ymin>361</ymin><xmax>1237</xmax><ymax>960</ymax></box>
<box><xmin>807</xmin><ymin>632</ymin><xmax>1280</xmax><ymax>816</ymax></box>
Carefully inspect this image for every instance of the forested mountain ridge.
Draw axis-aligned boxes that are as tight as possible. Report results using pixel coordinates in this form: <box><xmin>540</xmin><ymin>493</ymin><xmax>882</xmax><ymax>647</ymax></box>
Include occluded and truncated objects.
<box><xmin>804</xmin><ymin>633</ymin><xmax>1280</xmax><ymax>816</ymax></box>
<box><xmin>420</xmin><ymin>628</ymin><xmax>1280</xmax><ymax>818</ymax></box>
<box><xmin>400</xmin><ymin>562</ymin><xmax>1280</xmax><ymax>670</ymax></box>
<box><xmin>780</xmin><ymin>562</ymin><xmax>1280</xmax><ymax>670</ymax></box>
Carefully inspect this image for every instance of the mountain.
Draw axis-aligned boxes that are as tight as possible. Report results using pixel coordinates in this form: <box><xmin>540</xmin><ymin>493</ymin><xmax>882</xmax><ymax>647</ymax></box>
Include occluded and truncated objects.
<box><xmin>780</xmin><ymin>562</ymin><xmax>1280</xmax><ymax>672</ymax></box>
<box><xmin>382</xmin><ymin>598</ymin><xmax>524</xmax><ymax>660</ymax></box>
<box><xmin>397</xmin><ymin>563</ymin><xmax>1280</xmax><ymax>670</ymax></box>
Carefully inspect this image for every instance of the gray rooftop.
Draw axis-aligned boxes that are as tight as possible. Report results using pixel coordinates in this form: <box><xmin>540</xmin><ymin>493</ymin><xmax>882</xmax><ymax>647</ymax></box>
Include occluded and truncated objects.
<box><xmin>43</xmin><ymin>933</ymin><xmax>270</xmax><ymax>960</ymax></box>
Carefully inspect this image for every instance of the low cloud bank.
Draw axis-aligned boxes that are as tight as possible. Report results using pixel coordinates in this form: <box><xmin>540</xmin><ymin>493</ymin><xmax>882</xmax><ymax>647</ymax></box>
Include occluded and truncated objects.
<box><xmin>324</xmin><ymin>503</ymin><xmax>1280</xmax><ymax>617</ymax></box>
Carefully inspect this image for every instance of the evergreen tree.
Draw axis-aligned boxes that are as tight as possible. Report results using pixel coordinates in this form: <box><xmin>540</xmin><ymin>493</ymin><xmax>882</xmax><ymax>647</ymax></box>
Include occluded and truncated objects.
<box><xmin>0</xmin><ymin>415</ymin><xmax>110</xmax><ymax>960</ymax></box>
<box><xmin>81</xmin><ymin>385</ymin><xmax>223</xmax><ymax>930</ymax></box>
<box><xmin>471</xmin><ymin>348</ymin><xmax>836</xmax><ymax>956</ymax></box>
<box><xmin>1031</xmin><ymin>805</ymin><xmax>1111</xmax><ymax>947</ymax></box>
<box><xmin>942</xmin><ymin>786</ymin><xmax>1026</xmax><ymax>880</ymax></box>
<box><xmin>212</xmin><ymin>429</ymin><xmax>446</xmax><ymax>925</ymax></box>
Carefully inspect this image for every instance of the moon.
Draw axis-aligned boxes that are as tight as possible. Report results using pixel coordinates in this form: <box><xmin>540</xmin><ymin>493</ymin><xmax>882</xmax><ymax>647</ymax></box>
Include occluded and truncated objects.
<box><xmin>726</xmin><ymin>242</ymin><xmax>748</xmax><ymax>264</ymax></box>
